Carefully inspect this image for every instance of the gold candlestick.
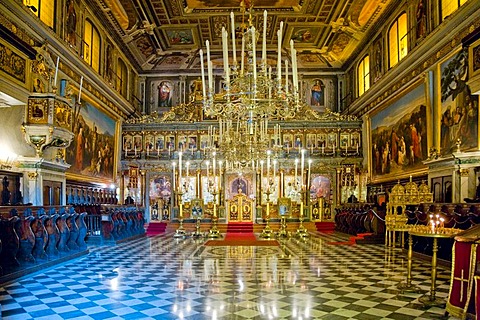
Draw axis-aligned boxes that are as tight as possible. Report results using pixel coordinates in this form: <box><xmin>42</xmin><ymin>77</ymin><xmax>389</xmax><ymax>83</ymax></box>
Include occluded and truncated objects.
<box><xmin>173</xmin><ymin>189</ymin><xmax>187</xmax><ymax>238</ymax></box>
<box><xmin>296</xmin><ymin>188</ymin><xmax>309</xmax><ymax>238</ymax></box>
<box><xmin>260</xmin><ymin>186</ymin><xmax>274</xmax><ymax>239</ymax></box>
<box><xmin>208</xmin><ymin>187</ymin><xmax>222</xmax><ymax>239</ymax></box>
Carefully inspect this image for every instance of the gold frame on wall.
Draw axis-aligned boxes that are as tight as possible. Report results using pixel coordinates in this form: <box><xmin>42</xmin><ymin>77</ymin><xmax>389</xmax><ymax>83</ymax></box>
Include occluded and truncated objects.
<box><xmin>368</xmin><ymin>78</ymin><xmax>430</xmax><ymax>183</ymax></box>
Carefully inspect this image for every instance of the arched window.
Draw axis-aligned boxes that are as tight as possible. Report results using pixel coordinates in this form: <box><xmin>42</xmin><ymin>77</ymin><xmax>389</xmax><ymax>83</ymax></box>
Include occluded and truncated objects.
<box><xmin>388</xmin><ymin>13</ymin><xmax>408</xmax><ymax>68</ymax></box>
<box><xmin>83</xmin><ymin>19</ymin><xmax>101</xmax><ymax>72</ymax></box>
<box><xmin>117</xmin><ymin>58</ymin><xmax>128</xmax><ymax>97</ymax></box>
<box><xmin>24</xmin><ymin>0</ymin><xmax>56</xmax><ymax>29</ymax></box>
<box><xmin>358</xmin><ymin>55</ymin><xmax>370</xmax><ymax>96</ymax></box>
<box><xmin>440</xmin><ymin>0</ymin><xmax>468</xmax><ymax>21</ymax></box>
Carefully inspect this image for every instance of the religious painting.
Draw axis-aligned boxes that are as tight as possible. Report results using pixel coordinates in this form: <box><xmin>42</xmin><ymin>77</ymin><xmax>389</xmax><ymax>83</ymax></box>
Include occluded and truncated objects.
<box><xmin>144</xmin><ymin>134</ymin><xmax>154</xmax><ymax>152</ymax></box>
<box><xmin>188</xmin><ymin>135</ymin><xmax>198</xmax><ymax>152</ymax></box>
<box><xmin>66</xmin><ymin>101</ymin><xmax>116</xmax><ymax>181</ymax></box>
<box><xmin>327</xmin><ymin>132</ymin><xmax>337</xmax><ymax>149</ymax></box>
<box><xmin>157</xmin><ymin>81</ymin><xmax>172</xmax><ymax>108</ymax></box>
<box><xmin>177</xmin><ymin>135</ymin><xmax>187</xmax><ymax>151</ymax></box>
<box><xmin>415</xmin><ymin>0</ymin><xmax>427</xmax><ymax>42</ymax></box>
<box><xmin>123</xmin><ymin>134</ymin><xmax>133</xmax><ymax>151</ymax></box>
<box><xmin>306</xmin><ymin>133</ymin><xmax>316</xmax><ymax>149</ymax></box>
<box><xmin>225</xmin><ymin>173</ymin><xmax>254</xmax><ymax>201</ymax></box>
<box><xmin>317</xmin><ymin>133</ymin><xmax>327</xmax><ymax>149</ymax></box>
<box><xmin>309</xmin><ymin>175</ymin><xmax>331</xmax><ymax>202</ymax></box>
<box><xmin>310</xmin><ymin>79</ymin><xmax>325</xmax><ymax>110</ymax></box>
<box><xmin>283</xmin><ymin>133</ymin><xmax>293</xmax><ymax>150</ymax></box>
<box><xmin>133</xmin><ymin>134</ymin><xmax>142</xmax><ymax>152</ymax></box>
<box><xmin>440</xmin><ymin>49</ymin><xmax>478</xmax><ymax>155</ymax></box>
<box><xmin>370</xmin><ymin>83</ymin><xmax>428</xmax><ymax>180</ymax></box>
<box><xmin>166</xmin><ymin>135</ymin><xmax>175</xmax><ymax>151</ymax></box>
<box><xmin>373</xmin><ymin>36</ymin><xmax>383</xmax><ymax>82</ymax></box>
<box><xmin>340</xmin><ymin>133</ymin><xmax>349</xmax><ymax>149</ymax></box>
<box><xmin>284</xmin><ymin>176</ymin><xmax>301</xmax><ymax>203</ymax></box>
<box><xmin>156</xmin><ymin>134</ymin><xmax>165</xmax><ymax>150</ymax></box>
<box><xmin>149</xmin><ymin>175</ymin><xmax>172</xmax><ymax>220</ymax></box>
<box><xmin>64</xmin><ymin>0</ymin><xmax>78</xmax><ymax>49</ymax></box>
<box><xmin>293</xmin><ymin>134</ymin><xmax>303</xmax><ymax>149</ymax></box>
<box><xmin>200</xmin><ymin>135</ymin><xmax>209</xmax><ymax>150</ymax></box>
<box><xmin>287</xmin><ymin>24</ymin><xmax>325</xmax><ymax>47</ymax></box>
<box><xmin>161</xmin><ymin>25</ymin><xmax>197</xmax><ymax>48</ymax></box>
<box><xmin>261</xmin><ymin>176</ymin><xmax>279</xmax><ymax>204</ymax></box>
<box><xmin>351</xmin><ymin>132</ymin><xmax>361</xmax><ymax>148</ymax></box>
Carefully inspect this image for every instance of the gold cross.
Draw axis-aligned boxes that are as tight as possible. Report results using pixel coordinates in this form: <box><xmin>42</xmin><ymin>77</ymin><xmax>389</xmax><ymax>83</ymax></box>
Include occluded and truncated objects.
<box><xmin>453</xmin><ymin>269</ymin><xmax>469</xmax><ymax>302</ymax></box>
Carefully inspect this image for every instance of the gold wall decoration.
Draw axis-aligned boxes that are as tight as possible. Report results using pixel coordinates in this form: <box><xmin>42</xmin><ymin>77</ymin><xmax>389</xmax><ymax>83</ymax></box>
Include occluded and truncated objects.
<box><xmin>0</xmin><ymin>40</ymin><xmax>27</xmax><ymax>83</ymax></box>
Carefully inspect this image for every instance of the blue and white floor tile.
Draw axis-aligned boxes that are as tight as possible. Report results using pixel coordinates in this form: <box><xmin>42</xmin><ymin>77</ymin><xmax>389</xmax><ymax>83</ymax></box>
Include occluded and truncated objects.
<box><xmin>0</xmin><ymin>231</ymin><xmax>459</xmax><ymax>319</ymax></box>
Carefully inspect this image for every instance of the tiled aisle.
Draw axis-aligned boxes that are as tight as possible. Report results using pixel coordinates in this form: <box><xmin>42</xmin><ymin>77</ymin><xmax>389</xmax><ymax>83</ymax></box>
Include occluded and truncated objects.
<box><xmin>0</xmin><ymin>232</ymin><xmax>457</xmax><ymax>319</ymax></box>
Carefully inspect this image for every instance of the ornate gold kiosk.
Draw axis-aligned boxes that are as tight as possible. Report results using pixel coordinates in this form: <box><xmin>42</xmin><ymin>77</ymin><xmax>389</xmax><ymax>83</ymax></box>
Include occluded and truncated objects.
<box><xmin>385</xmin><ymin>180</ymin><xmax>433</xmax><ymax>247</ymax></box>
<box><xmin>228</xmin><ymin>191</ymin><xmax>253</xmax><ymax>222</ymax></box>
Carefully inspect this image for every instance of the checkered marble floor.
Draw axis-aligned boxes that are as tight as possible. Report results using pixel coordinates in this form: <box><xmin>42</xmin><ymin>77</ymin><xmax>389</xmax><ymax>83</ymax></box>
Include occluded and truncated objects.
<box><xmin>0</xmin><ymin>231</ymin><xmax>460</xmax><ymax>319</ymax></box>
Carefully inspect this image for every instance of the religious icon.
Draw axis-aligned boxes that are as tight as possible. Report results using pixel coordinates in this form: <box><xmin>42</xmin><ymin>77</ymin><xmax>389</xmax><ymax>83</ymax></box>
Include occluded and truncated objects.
<box><xmin>156</xmin><ymin>135</ymin><xmax>165</xmax><ymax>150</ymax></box>
<box><xmin>158</xmin><ymin>81</ymin><xmax>172</xmax><ymax>108</ymax></box>
<box><xmin>311</xmin><ymin>79</ymin><xmax>325</xmax><ymax>107</ymax></box>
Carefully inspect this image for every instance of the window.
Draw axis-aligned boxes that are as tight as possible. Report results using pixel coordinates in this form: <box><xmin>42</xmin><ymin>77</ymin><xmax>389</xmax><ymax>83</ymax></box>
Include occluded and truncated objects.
<box><xmin>24</xmin><ymin>0</ymin><xmax>55</xmax><ymax>28</ymax></box>
<box><xmin>388</xmin><ymin>13</ymin><xmax>408</xmax><ymax>68</ymax></box>
<box><xmin>117</xmin><ymin>58</ymin><xmax>128</xmax><ymax>97</ymax></box>
<box><xmin>440</xmin><ymin>0</ymin><xmax>468</xmax><ymax>21</ymax></box>
<box><xmin>83</xmin><ymin>19</ymin><xmax>101</xmax><ymax>72</ymax></box>
<box><xmin>358</xmin><ymin>55</ymin><xmax>370</xmax><ymax>96</ymax></box>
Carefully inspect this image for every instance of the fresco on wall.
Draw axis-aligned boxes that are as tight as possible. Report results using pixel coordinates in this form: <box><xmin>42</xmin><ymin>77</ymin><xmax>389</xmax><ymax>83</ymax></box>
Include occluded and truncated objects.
<box><xmin>151</xmin><ymin>80</ymin><xmax>174</xmax><ymax>113</ymax></box>
<box><xmin>66</xmin><ymin>103</ymin><xmax>116</xmax><ymax>180</ymax></box>
<box><xmin>310</xmin><ymin>79</ymin><xmax>325</xmax><ymax>109</ymax></box>
<box><xmin>440</xmin><ymin>49</ymin><xmax>478</xmax><ymax>155</ymax></box>
<box><xmin>370</xmin><ymin>84</ymin><xmax>427</xmax><ymax>179</ymax></box>
<box><xmin>165</xmin><ymin>29</ymin><xmax>194</xmax><ymax>45</ymax></box>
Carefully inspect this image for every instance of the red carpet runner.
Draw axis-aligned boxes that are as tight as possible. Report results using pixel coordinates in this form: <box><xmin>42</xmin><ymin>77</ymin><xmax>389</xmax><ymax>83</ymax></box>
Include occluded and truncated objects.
<box><xmin>205</xmin><ymin>223</ymin><xmax>278</xmax><ymax>246</ymax></box>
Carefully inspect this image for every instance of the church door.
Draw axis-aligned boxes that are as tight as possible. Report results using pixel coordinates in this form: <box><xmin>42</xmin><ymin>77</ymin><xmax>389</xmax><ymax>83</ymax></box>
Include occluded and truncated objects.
<box><xmin>228</xmin><ymin>192</ymin><xmax>253</xmax><ymax>222</ymax></box>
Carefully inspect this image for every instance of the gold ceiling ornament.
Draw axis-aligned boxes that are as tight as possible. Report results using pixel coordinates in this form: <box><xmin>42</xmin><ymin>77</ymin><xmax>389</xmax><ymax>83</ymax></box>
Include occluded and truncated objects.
<box><xmin>199</xmin><ymin>7</ymin><xmax>304</xmax><ymax>168</ymax></box>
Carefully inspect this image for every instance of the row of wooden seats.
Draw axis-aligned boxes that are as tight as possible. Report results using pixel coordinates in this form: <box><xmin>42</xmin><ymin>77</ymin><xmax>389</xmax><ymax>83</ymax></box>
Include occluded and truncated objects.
<box><xmin>0</xmin><ymin>206</ymin><xmax>87</xmax><ymax>276</ymax></box>
<box><xmin>73</xmin><ymin>205</ymin><xmax>146</xmax><ymax>242</ymax></box>
<box><xmin>334</xmin><ymin>204</ymin><xmax>385</xmax><ymax>235</ymax></box>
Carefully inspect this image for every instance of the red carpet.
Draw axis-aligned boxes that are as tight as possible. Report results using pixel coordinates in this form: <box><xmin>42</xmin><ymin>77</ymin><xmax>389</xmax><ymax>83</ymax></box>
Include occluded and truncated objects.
<box><xmin>315</xmin><ymin>222</ymin><xmax>335</xmax><ymax>233</ymax></box>
<box><xmin>326</xmin><ymin>233</ymin><xmax>374</xmax><ymax>246</ymax></box>
<box><xmin>227</xmin><ymin>222</ymin><xmax>254</xmax><ymax>233</ymax></box>
<box><xmin>146</xmin><ymin>222</ymin><xmax>167</xmax><ymax>236</ymax></box>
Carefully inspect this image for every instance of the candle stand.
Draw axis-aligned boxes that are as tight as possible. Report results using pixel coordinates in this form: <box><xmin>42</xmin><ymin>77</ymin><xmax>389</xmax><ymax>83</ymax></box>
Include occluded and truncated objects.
<box><xmin>260</xmin><ymin>188</ymin><xmax>274</xmax><ymax>239</ymax></box>
<box><xmin>192</xmin><ymin>215</ymin><xmax>203</xmax><ymax>238</ymax></box>
<box><xmin>295</xmin><ymin>189</ymin><xmax>309</xmax><ymax>238</ymax></box>
<box><xmin>277</xmin><ymin>215</ymin><xmax>289</xmax><ymax>239</ymax></box>
<box><xmin>173</xmin><ymin>190</ymin><xmax>187</xmax><ymax>238</ymax></box>
<box><xmin>208</xmin><ymin>188</ymin><xmax>222</xmax><ymax>239</ymax></box>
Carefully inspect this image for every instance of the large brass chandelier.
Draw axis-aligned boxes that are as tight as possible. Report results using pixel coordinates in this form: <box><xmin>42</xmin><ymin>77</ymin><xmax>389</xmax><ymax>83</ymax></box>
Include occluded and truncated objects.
<box><xmin>199</xmin><ymin>6</ymin><xmax>301</xmax><ymax>168</ymax></box>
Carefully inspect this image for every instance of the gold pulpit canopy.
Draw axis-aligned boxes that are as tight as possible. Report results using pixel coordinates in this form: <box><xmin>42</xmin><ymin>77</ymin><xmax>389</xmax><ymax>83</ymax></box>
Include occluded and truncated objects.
<box><xmin>22</xmin><ymin>94</ymin><xmax>74</xmax><ymax>157</ymax></box>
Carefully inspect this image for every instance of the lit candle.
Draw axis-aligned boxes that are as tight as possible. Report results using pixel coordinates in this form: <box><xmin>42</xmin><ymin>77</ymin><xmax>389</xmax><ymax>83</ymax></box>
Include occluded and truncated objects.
<box><xmin>230</xmin><ymin>12</ymin><xmax>237</xmax><ymax>64</ymax></box>
<box><xmin>206</xmin><ymin>40</ymin><xmax>213</xmax><ymax>94</ymax></box>
<box><xmin>262</xmin><ymin>10</ymin><xmax>267</xmax><ymax>65</ymax></box>
<box><xmin>222</xmin><ymin>27</ymin><xmax>230</xmax><ymax>85</ymax></box>
<box><xmin>277</xmin><ymin>29</ymin><xmax>282</xmax><ymax>83</ymax></box>
<box><xmin>356</xmin><ymin>142</ymin><xmax>359</xmax><ymax>154</ymax></box>
<box><xmin>78</xmin><ymin>76</ymin><xmax>83</xmax><ymax>103</ymax></box>
<box><xmin>206</xmin><ymin>160</ymin><xmax>210</xmax><ymax>180</ymax></box>
<box><xmin>285</xmin><ymin>59</ymin><xmax>289</xmax><ymax>94</ymax></box>
<box><xmin>267</xmin><ymin>150</ymin><xmax>271</xmax><ymax>181</ymax></box>
<box><xmin>200</xmin><ymin>49</ymin><xmax>206</xmax><ymax>100</ymax></box>
<box><xmin>134</xmin><ymin>145</ymin><xmax>137</xmax><ymax>156</ymax></box>
<box><xmin>178</xmin><ymin>151</ymin><xmax>183</xmax><ymax>189</ymax></box>
<box><xmin>273</xmin><ymin>159</ymin><xmax>277</xmax><ymax>181</ymax></box>
<box><xmin>186</xmin><ymin>161</ymin><xmax>190</xmax><ymax>177</ymax></box>
<box><xmin>172</xmin><ymin>162</ymin><xmax>176</xmax><ymax>191</ymax></box>
<box><xmin>213</xmin><ymin>152</ymin><xmax>216</xmax><ymax>178</ymax></box>
<box><xmin>54</xmin><ymin>56</ymin><xmax>60</xmax><ymax>87</ymax></box>
<box><xmin>251</xmin><ymin>26</ymin><xmax>257</xmax><ymax>82</ymax></box>
<box><xmin>294</xmin><ymin>158</ymin><xmax>298</xmax><ymax>185</ymax></box>
<box><xmin>301</xmin><ymin>149</ymin><xmax>305</xmax><ymax>186</ymax></box>
<box><xmin>241</xmin><ymin>36</ymin><xmax>245</xmax><ymax>75</ymax></box>
<box><xmin>157</xmin><ymin>147</ymin><xmax>160</xmax><ymax>156</ymax></box>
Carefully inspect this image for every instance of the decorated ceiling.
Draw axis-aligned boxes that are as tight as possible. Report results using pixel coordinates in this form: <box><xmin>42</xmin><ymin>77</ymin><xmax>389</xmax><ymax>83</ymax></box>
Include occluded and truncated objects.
<box><xmin>101</xmin><ymin>0</ymin><xmax>394</xmax><ymax>72</ymax></box>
